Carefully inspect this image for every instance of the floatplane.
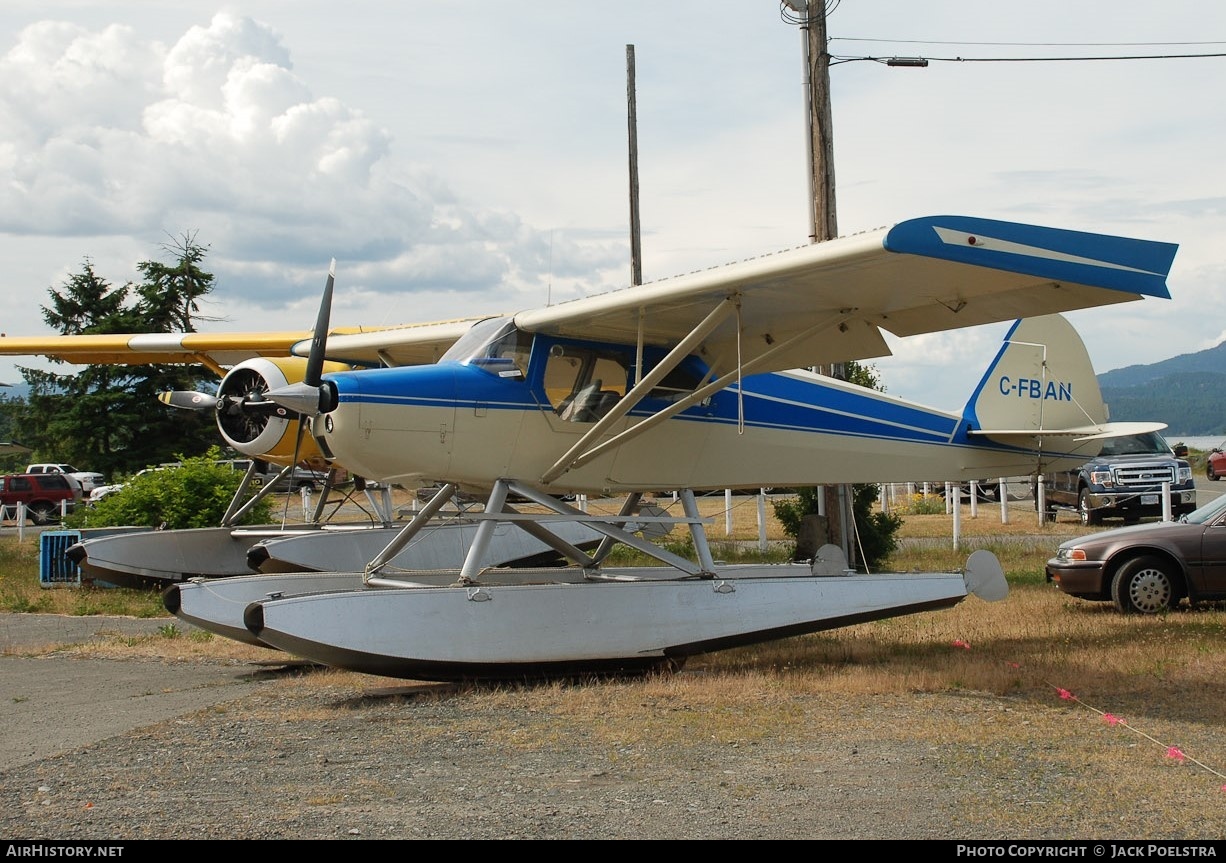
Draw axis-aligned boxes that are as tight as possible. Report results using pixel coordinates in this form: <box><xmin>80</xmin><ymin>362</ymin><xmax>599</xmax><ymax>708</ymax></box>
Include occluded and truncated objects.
<box><xmin>0</xmin><ymin>215</ymin><xmax>1176</xmax><ymax>680</ymax></box>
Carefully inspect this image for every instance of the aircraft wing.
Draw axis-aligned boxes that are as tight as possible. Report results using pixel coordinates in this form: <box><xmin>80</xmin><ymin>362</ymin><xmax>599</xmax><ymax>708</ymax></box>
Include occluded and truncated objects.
<box><xmin>0</xmin><ymin>216</ymin><xmax>1175</xmax><ymax>380</ymax></box>
<box><xmin>510</xmin><ymin>215</ymin><xmax>1177</xmax><ymax>378</ymax></box>
<box><xmin>0</xmin><ymin>319</ymin><xmax>483</xmax><ymax>375</ymax></box>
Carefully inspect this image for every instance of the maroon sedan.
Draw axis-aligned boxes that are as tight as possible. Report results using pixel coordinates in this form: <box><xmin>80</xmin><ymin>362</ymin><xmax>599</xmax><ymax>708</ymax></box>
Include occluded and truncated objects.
<box><xmin>1046</xmin><ymin>492</ymin><xmax>1226</xmax><ymax>614</ymax></box>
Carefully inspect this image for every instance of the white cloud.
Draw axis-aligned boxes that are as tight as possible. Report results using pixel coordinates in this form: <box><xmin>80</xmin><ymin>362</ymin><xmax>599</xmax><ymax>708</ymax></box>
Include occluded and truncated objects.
<box><xmin>0</xmin><ymin>0</ymin><xmax>1222</xmax><ymax>420</ymax></box>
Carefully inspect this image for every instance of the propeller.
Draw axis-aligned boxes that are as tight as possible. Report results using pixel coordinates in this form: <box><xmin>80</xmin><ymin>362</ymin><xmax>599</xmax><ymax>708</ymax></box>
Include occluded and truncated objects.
<box><xmin>264</xmin><ymin>259</ymin><xmax>338</xmax><ymax>417</ymax></box>
<box><xmin>159</xmin><ymin>366</ymin><xmax>294</xmax><ymax>447</ymax></box>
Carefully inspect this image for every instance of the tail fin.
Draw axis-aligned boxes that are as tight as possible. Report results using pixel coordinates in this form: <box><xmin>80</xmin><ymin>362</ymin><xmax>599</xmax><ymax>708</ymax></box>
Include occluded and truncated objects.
<box><xmin>961</xmin><ymin>314</ymin><xmax>1164</xmax><ymax>452</ymax></box>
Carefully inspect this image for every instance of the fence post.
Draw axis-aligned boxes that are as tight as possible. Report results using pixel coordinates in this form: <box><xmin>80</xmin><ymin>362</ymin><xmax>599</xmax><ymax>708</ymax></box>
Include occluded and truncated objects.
<box><xmin>757</xmin><ymin>489</ymin><xmax>767</xmax><ymax>553</ymax></box>
<box><xmin>950</xmin><ymin>482</ymin><xmax>962</xmax><ymax>549</ymax></box>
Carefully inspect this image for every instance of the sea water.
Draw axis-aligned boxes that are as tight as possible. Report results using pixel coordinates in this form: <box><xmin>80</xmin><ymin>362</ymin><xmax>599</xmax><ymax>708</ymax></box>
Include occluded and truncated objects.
<box><xmin>1170</xmin><ymin>435</ymin><xmax>1224</xmax><ymax>452</ymax></box>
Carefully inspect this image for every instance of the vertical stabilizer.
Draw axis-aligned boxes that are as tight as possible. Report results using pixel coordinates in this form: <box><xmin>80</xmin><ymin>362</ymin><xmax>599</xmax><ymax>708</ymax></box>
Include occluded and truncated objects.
<box><xmin>964</xmin><ymin>315</ymin><xmax>1108</xmax><ymax>440</ymax></box>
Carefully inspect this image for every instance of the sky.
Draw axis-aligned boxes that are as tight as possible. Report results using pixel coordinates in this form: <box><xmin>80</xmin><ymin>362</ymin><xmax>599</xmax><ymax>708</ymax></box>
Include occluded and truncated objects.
<box><xmin>1</xmin><ymin>0</ymin><xmax>1223</xmax><ymax>412</ymax></box>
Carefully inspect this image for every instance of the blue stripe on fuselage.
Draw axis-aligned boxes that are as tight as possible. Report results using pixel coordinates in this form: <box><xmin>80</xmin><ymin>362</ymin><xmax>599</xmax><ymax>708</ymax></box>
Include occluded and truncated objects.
<box><xmin>327</xmin><ymin>362</ymin><xmax>538</xmax><ymax>412</ymax></box>
<box><xmin>670</xmin><ymin>372</ymin><xmax>963</xmax><ymax>446</ymax></box>
<box><xmin>323</xmin><ymin>361</ymin><xmax>1048</xmax><ymax>456</ymax></box>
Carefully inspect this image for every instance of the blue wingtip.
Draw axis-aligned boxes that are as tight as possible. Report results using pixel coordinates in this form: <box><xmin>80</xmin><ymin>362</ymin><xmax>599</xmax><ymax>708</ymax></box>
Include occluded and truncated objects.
<box><xmin>883</xmin><ymin>215</ymin><xmax>1176</xmax><ymax>300</ymax></box>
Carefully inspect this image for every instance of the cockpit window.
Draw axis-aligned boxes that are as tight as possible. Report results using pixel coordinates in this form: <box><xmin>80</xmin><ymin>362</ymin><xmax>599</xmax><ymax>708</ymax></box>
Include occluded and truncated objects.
<box><xmin>439</xmin><ymin>317</ymin><xmax>531</xmax><ymax>378</ymax></box>
<box><xmin>545</xmin><ymin>344</ymin><xmax>629</xmax><ymax>423</ymax></box>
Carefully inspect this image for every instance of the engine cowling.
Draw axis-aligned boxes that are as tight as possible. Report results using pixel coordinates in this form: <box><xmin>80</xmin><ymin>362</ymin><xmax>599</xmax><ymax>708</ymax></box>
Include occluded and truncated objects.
<box><xmin>213</xmin><ymin>357</ymin><xmax>348</xmax><ymax>469</ymax></box>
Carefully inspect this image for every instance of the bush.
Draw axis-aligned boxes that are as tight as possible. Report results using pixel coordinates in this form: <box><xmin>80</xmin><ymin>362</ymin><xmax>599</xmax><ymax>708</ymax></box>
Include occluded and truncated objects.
<box><xmin>771</xmin><ymin>484</ymin><xmax>902</xmax><ymax>570</ymax></box>
<box><xmin>64</xmin><ymin>446</ymin><xmax>274</xmax><ymax>529</ymax></box>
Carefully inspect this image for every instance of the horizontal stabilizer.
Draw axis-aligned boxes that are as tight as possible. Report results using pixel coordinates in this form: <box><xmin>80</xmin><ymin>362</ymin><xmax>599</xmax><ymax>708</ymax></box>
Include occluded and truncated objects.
<box><xmin>967</xmin><ymin>420</ymin><xmax>1168</xmax><ymax>445</ymax></box>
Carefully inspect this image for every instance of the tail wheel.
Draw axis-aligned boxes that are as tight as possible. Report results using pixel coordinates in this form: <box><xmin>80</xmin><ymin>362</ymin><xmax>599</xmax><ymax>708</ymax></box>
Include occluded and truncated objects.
<box><xmin>1110</xmin><ymin>555</ymin><xmax>1180</xmax><ymax>614</ymax></box>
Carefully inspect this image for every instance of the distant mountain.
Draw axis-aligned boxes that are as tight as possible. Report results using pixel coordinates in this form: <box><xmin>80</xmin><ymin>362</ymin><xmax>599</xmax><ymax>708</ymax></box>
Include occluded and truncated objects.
<box><xmin>1098</xmin><ymin>343</ymin><xmax>1226</xmax><ymax>436</ymax></box>
<box><xmin>1098</xmin><ymin>341</ymin><xmax>1226</xmax><ymax>388</ymax></box>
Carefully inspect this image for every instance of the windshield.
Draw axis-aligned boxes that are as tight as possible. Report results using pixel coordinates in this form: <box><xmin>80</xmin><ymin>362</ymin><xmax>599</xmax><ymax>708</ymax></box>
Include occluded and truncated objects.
<box><xmin>1096</xmin><ymin>432</ymin><xmax>1172</xmax><ymax>457</ymax></box>
<box><xmin>438</xmin><ymin>316</ymin><xmax>531</xmax><ymax>378</ymax></box>
<box><xmin>1182</xmin><ymin>492</ymin><xmax>1226</xmax><ymax>525</ymax></box>
<box><xmin>438</xmin><ymin>317</ymin><xmax>513</xmax><ymax>363</ymax></box>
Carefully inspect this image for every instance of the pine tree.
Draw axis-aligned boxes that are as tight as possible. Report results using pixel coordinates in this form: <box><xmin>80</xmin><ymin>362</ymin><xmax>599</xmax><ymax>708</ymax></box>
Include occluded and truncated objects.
<box><xmin>15</xmin><ymin>238</ymin><xmax>220</xmax><ymax>478</ymax></box>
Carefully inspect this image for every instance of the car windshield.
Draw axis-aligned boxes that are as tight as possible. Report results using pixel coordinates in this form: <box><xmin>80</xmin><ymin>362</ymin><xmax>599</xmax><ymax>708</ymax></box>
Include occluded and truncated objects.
<box><xmin>1181</xmin><ymin>493</ymin><xmax>1226</xmax><ymax>525</ymax></box>
<box><xmin>1096</xmin><ymin>432</ymin><xmax>1171</xmax><ymax>457</ymax></box>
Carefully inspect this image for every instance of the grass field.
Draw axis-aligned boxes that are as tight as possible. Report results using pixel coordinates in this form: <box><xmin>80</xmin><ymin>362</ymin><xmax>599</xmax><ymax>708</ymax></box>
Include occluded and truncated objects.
<box><xmin>4</xmin><ymin>487</ymin><xmax>1225</xmax><ymax>828</ymax></box>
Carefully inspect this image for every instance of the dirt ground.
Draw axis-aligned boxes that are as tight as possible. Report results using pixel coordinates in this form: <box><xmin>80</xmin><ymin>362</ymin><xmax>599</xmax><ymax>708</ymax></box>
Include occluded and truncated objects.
<box><xmin>2</xmin><ymin>612</ymin><xmax>1226</xmax><ymax>842</ymax></box>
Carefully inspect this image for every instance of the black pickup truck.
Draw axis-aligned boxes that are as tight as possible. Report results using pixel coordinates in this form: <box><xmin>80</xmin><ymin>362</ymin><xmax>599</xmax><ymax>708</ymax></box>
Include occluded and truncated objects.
<box><xmin>1036</xmin><ymin>431</ymin><xmax>1196</xmax><ymax>526</ymax></box>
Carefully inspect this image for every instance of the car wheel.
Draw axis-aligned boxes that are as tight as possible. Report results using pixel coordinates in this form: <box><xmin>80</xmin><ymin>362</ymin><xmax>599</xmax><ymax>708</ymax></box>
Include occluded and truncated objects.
<box><xmin>28</xmin><ymin>502</ymin><xmax>57</xmax><ymax>526</ymax></box>
<box><xmin>1078</xmin><ymin>488</ymin><xmax>1101</xmax><ymax>526</ymax></box>
<box><xmin>1209</xmin><ymin>463</ymin><xmax>1220</xmax><ymax>481</ymax></box>
<box><xmin>1110</xmin><ymin>555</ymin><xmax>1179</xmax><ymax>614</ymax></box>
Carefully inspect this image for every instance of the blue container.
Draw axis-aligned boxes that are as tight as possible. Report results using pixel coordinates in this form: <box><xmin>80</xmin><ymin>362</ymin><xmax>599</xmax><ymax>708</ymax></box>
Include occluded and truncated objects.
<box><xmin>39</xmin><ymin>530</ymin><xmax>82</xmax><ymax>587</ymax></box>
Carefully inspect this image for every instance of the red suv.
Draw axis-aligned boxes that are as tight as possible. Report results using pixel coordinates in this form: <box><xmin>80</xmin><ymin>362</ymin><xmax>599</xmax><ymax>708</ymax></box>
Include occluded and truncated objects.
<box><xmin>0</xmin><ymin>473</ymin><xmax>81</xmax><ymax>525</ymax></box>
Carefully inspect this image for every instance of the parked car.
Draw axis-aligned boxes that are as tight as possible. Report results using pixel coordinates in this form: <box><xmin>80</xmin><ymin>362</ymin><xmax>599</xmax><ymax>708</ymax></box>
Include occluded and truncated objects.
<box><xmin>0</xmin><ymin>472</ymin><xmax>81</xmax><ymax>524</ymax></box>
<box><xmin>1045</xmin><ymin>492</ymin><xmax>1226</xmax><ymax>614</ymax></box>
<box><xmin>224</xmin><ymin>459</ymin><xmax>327</xmax><ymax>492</ymax></box>
<box><xmin>1205</xmin><ymin>445</ymin><xmax>1226</xmax><ymax>481</ymax></box>
<box><xmin>1035</xmin><ymin>431</ymin><xmax>1195</xmax><ymax>526</ymax></box>
<box><xmin>25</xmin><ymin>462</ymin><xmax>105</xmax><ymax>494</ymax></box>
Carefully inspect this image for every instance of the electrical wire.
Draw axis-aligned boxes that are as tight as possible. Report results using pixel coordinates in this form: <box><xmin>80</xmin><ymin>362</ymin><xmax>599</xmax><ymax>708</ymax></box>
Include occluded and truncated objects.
<box><xmin>778</xmin><ymin>3</ymin><xmax>1226</xmax><ymax>63</ymax></box>
<box><xmin>830</xmin><ymin>51</ymin><xmax>1226</xmax><ymax>65</ymax></box>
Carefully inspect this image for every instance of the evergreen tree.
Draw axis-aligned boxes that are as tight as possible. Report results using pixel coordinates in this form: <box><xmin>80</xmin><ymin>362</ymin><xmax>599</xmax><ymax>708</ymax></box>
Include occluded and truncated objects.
<box><xmin>14</xmin><ymin>238</ymin><xmax>220</xmax><ymax>478</ymax></box>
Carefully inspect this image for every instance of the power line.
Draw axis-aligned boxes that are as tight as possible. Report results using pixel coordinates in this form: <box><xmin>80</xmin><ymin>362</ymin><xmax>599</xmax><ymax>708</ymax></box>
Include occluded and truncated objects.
<box><xmin>833</xmin><ymin>37</ymin><xmax>1226</xmax><ymax>47</ymax></box>
<box><xmin>829</xmin><ymin>51</ymin><xmax>1226</xmax><ymax>66</ymax></box>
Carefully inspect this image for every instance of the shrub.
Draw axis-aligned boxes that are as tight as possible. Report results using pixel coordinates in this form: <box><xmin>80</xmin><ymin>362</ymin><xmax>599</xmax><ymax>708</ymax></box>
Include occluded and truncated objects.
<box><xmin>772</xmin><ymin>484</ymin><xmax>902</xmax><ymax>570</ymax></box>
<box><xmin>64</xmin><ymin>446</ymin><xmax>274</xmax><ymax>529</ymax></box>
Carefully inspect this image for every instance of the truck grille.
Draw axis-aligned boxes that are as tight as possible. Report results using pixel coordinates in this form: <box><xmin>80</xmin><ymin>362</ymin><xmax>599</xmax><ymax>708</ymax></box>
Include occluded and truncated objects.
<box><xmin>1113</xmin><ymin>463</ymin><xmax>1177</xmax><ymax>487</ymax></box>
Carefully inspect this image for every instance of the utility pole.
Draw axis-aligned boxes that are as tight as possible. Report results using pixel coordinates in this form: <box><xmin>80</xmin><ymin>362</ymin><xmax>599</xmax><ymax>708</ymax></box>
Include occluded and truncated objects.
<box><xmin>784</xmin><ymin>0</ymin><xmax>854</xmax><ymax>565</ymax></box>
<box><xmin>626</xmin><ymin>44</ymin><xmax>643</xmax><ymax>287</ymax></box>
<box><xmin>795</xmin><ymin>2</ymin><xmax>837</xmax><ymax>244</ymax></box>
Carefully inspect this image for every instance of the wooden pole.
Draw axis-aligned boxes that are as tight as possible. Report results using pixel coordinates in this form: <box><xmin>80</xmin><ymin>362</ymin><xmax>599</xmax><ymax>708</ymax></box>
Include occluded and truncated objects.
<box><xmin>626</xmin><ymin>44</ymin><xmax>643</xmax><ymax>287</ymax></box>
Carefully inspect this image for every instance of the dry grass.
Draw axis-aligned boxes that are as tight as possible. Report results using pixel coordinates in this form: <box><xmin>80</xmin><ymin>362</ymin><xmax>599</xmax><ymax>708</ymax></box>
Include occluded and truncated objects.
<box><xmin>6</xmin><ymin>496</ymin><xmax>1225</xmax><ymax>833</ymax></box>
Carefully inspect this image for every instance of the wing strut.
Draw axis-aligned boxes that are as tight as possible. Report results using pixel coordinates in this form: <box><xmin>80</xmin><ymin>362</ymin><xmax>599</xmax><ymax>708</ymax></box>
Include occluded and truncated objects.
<box><xmin>540</xmin><ymin>309</ymin><xmax>856</xmax><ymax>483</ymax></box>
<box><xmin>539</xmin><ymin>297</ymin><xmax>739</xmax><ymax>483</ymax></box>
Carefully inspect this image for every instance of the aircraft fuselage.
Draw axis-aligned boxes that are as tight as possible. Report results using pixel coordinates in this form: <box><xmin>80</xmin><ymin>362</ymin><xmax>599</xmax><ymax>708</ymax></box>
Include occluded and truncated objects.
<box><xmin>311</xmin><ymin>327</ymin><xmax>1084</xmax><ymax>495</ymax></box>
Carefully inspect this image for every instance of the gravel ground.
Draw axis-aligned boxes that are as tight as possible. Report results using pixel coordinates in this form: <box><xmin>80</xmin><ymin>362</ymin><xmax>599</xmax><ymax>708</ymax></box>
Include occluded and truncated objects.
<box><xmin>0</xmin><ymin>659</ymin><xmax>979</xmax><ymax>841</ymax></box>
<box><xmin>2</xmin><ymin>615</ymin><xmax>1225</xmax><ymax>842</ymax></box>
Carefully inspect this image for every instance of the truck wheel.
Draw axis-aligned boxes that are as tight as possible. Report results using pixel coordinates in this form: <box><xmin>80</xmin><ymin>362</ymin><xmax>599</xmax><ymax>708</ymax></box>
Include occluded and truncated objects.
<box><xmin>1111</xmin><ymin>555</ymin><xmax>1178</xmax><ymax>614</ymax></box>
<box><xmin>1078</xmin><ymin>488</ymin><xmax>1101</xmax><ymax>526</ymax></box>
<box><xmin>28</xmin><ymin>502</ymin><xmax>58</xmax><ymax>525</ymax></box>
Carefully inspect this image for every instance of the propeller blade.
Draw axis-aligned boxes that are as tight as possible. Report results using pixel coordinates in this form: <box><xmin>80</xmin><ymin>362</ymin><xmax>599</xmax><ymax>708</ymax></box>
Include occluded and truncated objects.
<box><xmin>158</xmin><ymin>390</ymin><xmax>218</xmax><ymax>411</ymax></box>
<box><xmin>304</xmin><ymin>259</ymin><xmax>334</xmax><ymax>388</ymax></box>
<box><xmin>265</xmin><ymin>258</ymin><xmax>337</xmax><ymax>416</ymax></box>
